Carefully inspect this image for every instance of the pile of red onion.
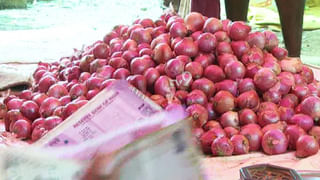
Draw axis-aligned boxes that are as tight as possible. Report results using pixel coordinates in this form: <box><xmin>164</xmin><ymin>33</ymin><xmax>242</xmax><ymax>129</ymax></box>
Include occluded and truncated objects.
<box><xmin>1</xmin><ymin>11</ymin><xmax>320</xmax><ymax>158</ymax></box>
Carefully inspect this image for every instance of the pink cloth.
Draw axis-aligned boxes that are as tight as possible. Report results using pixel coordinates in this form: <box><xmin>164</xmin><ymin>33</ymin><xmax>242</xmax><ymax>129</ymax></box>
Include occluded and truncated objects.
<box><xmin>191</xmin><ymin>0</ymin><xmax>221</xmax><ymax>19</ymax></box>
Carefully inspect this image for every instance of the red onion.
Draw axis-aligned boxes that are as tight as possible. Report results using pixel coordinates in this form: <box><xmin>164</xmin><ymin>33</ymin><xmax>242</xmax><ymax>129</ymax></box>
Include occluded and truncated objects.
<box><xmin>258</xmin><ymin>110</ymin><xmax>280</xmax><ymax>127</ymax></box>
<box><xmin>12</xmin><ymin>119</ymin><xmax>32</xmax><ymax>139</ymax></box>
<box><xmin>246</xmin><ymin>31</ymin><xmax>266</xmax><ymax>49</ymax></box>
<box><xmin>200</xmin><ymin>127</ymin><xmax>226</xmax><ymax>154</ymax></box>
<box><xmin>211</xmin><ymin>137</ymin><xmax>234</xmax><ymax>156</ymax></box>
<box><xmin>239</xmin><ymin>108</ymin><xmax>258</xmax><ymax>125</ymax></box>
<box><xmin>263</xmin><ymin>30</ymin><xmax>279</xmax><ymax>51</ymax></box>
<box><xmin>285</xmin><ymin>125</ymin><xmax>306</xmax><ymax>150</ymax></box>
<box><xmin>290</xmin><ymin>114</ymin><xmax>314</xmax><ymax>132</ymax></box>
<box><xmin>186</xmin><ymin>89</ymin><xmax>208</xmax><ymax>106</ymax></box>
<box><xmin>253</xmin><ymin>68</ymin><xmax>277</xmax><ymax>92</ymax></box>
<box><xmin>194</xmin><ymin>53</ymin><xmax>215</xmax><ymax>68</ymax></box>
<box><xmin>278</xmin><ymin>106</ymin><xmax>295</xmax><ymax>123</ymax></box>
<box><xmin>185</xmin><ymin>62</ymin><xmax>203</xmax><ymax>79</ymax></box>
<box><xmin>224</xmin><ymin>127</ymin><xmax>239</xmax><ymax>138</ymax></box>
<box><xmin>197</xmin><ymin>32</ymin><xmax>217</xmax><ymax>53</ymax></box>
<box><xmin>203</xmin><ymin>17</ymin><xmax>222</xmax><ymax>34</ymax></box>
<box><xmin>231</xmin><ymin>41</ymin><xmax>250</xmax><ymax>58</ymax></box>
<box><xmin>238</xmin><ymin>78</ymin><xmax>255</xmax><ymax>94</ymax></box>
<box><xmin>203</xmin><ymin>120</ymin><xmax>221</xmax><ymax>131</ymax></box>
<box><xmin>228</xmin><ymin>21</ymin><xmax>251</xmax><ymax>41</ymax></box>
<box><xmin>261</xmin><ymin>121</ymin><xmax>287</xmax><ymax>134</ymax></box>
<box><xmin>164</xmin><ymin>58</ymin><xmax>185</xmax><ymax>78</ymax></box>
<box><xmin>262</xmin><ymin>129</ymin><xmax>288</xmax><ymax>155</ymax></box>
<box><xmin>204</xmin><ymin>65</ymin><xmax>226</xmax><ymax>83</ymax></box>
<box><xmin>240</xmin><ymin>125</ymin><xmax>263</xmax><ymax>151</ymax></box>
<box><xmin>236</xmin><ymin>90</ymin><xmax>260</xmax><ymax>110</ymax></box>
<box><xmin>230</xmin><ymin>134</ymin><xmax>249</xmax><ymax>155</ymax></box>
<box><xmin>220</xmin><ymin>111</ymin><xmax>239</xmax><ymax>129</ymax></box>
<box><xmin>215</xmin><ymin>80</ymin><xmax>238</xmax><ymax>97</ymax></box>
<box><xmin>186</xmin><ymin>104</ymin><xmax>208</xmax><ymax>128</ymax></box>
<box><xmin>300</xmin><ymin>96</ymin><xmax>320</xmax><ymax>121</ymax></box>
<box><xmin>152</xmin><ymin>43</ymin><xmax>173</xmax><ymax>64</ymax></box>
<box><xmin>169</xmin><ymin>22</ymin><xmax>188</xmax><ymax>38</ymax></box>
<box><xmin>191</xmin><ymin>78</ymin><xmax>216</xmax><ymax>98</ymax></box>
<box><xmin>217</xmin><ymin>54</ymin><xmax>237</xmax><ymax>69</ymax></box>
<box><xmin>174</xmin><ymin>38</ymin><xmax>199</xmax><ymax>58</ymax></box>
<box><xmin>296</xmin><ymin>135</ymin><xmax>319</xmax><ymax>157</ymax></box>
<box><xmin>309</xmin><ymin>126</ymin><xmax>320</xmax><ymax>146</ymax></box>
<box><xmin>271</xmin><ymin>47</ymin><xmax>288</xmax><ymax>60</ymax></box>
<box><xmin>185</xmin><ymin>12</ymin><xmax>205</xmax><ymax>32</ymax></box>
<box><xmin>213</xmin><ymin>90</ymin><xmax>235</xmax><ymax>114</ymax></box>
<box><xmin>224</xmin><ymin>60</ymin><xmax>246</xmax><ymax>80</ymax></box>
<box><xmin>216</xmin><ymin>41</ymin><xmax>233</xmax><ymax>55</ymax></box>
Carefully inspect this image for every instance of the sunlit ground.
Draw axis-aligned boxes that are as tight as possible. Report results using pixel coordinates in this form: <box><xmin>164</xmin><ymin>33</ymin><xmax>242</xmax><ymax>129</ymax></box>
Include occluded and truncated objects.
<box><xmin>0</xmin><ymin>0</ymin><xmax>164</xmax><ymax>62</ymax></box>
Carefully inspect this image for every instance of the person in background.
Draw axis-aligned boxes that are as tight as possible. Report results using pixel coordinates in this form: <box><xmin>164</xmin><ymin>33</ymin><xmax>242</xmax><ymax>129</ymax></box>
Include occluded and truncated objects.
<box><xmin>191</xmin><ymin>0</ymin><xmax>306</xmax><ymax>57</ymax></box>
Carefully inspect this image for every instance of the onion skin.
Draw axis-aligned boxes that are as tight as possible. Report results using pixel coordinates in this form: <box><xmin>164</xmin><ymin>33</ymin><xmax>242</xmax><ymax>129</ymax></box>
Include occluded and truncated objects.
<box><xmin>262</xmin><ymin>129</ymin><xmax>288</xmax><ymax>155</ymax></box>
<box><xmin>296</xmin><ymin>135</ymin><xmax>319</xmax><ymax>158</ymax></box>
<box><xmin>280</xmin><ymin>57</ymin><xmax>303</xmax><ymax>74</ymax></box>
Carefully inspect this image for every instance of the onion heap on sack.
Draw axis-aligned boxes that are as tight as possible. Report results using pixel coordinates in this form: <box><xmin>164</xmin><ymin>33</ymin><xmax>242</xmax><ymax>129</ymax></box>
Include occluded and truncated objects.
<box><xmin>1</xmin><ymin>11</ymin><xmax>320</xmax><ymax>158</ymax></box>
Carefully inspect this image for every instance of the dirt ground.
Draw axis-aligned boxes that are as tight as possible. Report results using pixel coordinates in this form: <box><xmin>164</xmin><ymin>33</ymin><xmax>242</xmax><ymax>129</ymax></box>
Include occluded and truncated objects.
<box><xmin>0</xmin><ymin>0</ymin><xmax>319</xmax><ymax>66</ymax></box>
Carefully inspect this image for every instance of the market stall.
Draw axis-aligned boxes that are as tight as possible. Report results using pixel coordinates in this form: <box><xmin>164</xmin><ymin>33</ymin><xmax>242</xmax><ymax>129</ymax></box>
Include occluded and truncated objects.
<box><xmin>1</xmin><ymin>1</ymin><xmax>320</xmax><ymax>179</ymax></box>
